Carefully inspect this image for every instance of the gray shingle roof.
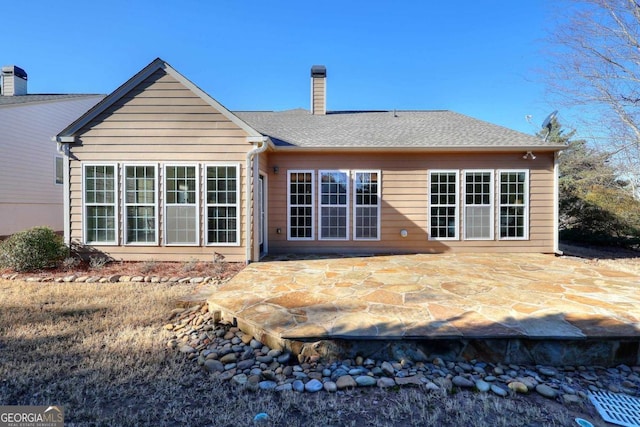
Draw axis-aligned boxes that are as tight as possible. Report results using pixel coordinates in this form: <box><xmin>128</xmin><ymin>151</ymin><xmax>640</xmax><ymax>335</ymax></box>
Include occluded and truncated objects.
<box><xmin>235</xmin><ymin>109</ymin><xmax>564</xmax><ymax>150</ymax></box>
<box><xmin>0</xmin><ymin>94</ymin><xmax>102</xmax><ymax>107</ymax></box>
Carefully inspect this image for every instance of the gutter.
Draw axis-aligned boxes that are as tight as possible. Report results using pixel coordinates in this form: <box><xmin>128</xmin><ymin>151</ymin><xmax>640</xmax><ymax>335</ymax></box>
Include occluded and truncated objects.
<box><xmin>245</xmin><ymin>136</ymin><xmax>270</xmax><ymax>263</ymax></box>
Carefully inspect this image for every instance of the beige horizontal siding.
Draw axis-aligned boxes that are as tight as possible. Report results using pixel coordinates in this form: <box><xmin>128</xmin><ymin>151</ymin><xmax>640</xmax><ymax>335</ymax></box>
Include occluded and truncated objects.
<box><xmin>68</xmin><ymin>68</ymin><xmax>252</xmax><ymax>262</ymax></box>
<box><xmin>266</xmin><ymin>151</ymin><xmax>556</xmax><ymax>255</ymax></box>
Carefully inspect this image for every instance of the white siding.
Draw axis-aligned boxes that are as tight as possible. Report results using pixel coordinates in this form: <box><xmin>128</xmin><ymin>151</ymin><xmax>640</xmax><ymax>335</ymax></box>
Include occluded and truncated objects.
<box><xmin>0</xmin><ymin>96</ymin><xmax>103</xmax><ymax>235</ymax></box>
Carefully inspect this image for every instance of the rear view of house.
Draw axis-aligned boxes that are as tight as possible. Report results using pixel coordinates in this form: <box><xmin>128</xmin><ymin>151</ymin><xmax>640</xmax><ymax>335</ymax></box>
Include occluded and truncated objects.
<box><xmin>0</xmin><ymin>65</ymin><xmax>103</xmax><ymax>236</ymax></box>
<box><xmin>55</xmin><ymin>58</ymin><xmax>565</xmax><ymax>263</ymax></box>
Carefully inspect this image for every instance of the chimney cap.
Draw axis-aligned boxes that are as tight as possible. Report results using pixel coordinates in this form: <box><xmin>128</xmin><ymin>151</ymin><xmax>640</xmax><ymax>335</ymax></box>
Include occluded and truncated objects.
<box><xmin>2</xmin><ymin>65</ymin><xmax>27</xmax><ymax>80</ymax></box>
<box><xmin>311</xmin><ymin>65</ymin><xmax>326</xmax><ymax>78</ymax></box>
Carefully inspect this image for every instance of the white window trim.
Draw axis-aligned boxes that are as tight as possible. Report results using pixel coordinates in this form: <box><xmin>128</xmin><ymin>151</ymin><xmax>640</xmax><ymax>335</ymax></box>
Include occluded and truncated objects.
<box><xmin>205</xmin><ymin>163</ymin><xmax>241</xmax><ymax>247</ymax></box>
<box><xmin>54</xmin><ymin>155</ymin><xmax>63</xmax><ymax>185</ymax></box>
<box><xmin>498</xmin><ymin>169</ymin><xmax>530</xmax><ymax>241</ymax></box>
<box><xmin>287</xmin><ymin>170</ymin><xmax>315</xmax><ymax>241</ymax></box>
<box><xmin>353</xmin><ymin>170</ymin><xmax>381</xmax><ymax>241</ymax></box>
<box><xmin>318</xmin><ymin>170</ymin><xmax>350</xmax><ymax>241</ymax></box>
<box><xmin>82</xmin><ymin>162</ymin><xmax>119</xmax><ymax>246</ymax></box>
<box><xmin>123</xmin><ymin>163</ymin><xmax>159</xmax><ymax>246</ymax></box>
<box><xmin>428</xmin><ymin>170</ymin><xmax>460</xmax><ymax>241</ymax></box>
<box><xmin>163</xmin><ymin>163</ymin><xmax>200</xmax><ymax>246</ymax></box>
<box><xmin>462</xmin><ymin>169</ymin><xmax>494</xmax><ymax>241</ymax></box>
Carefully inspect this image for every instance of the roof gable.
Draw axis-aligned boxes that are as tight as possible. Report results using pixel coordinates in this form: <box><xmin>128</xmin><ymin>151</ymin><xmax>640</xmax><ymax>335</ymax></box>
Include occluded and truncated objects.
<box><xmin>56</xmin><ymin>58</ymin><xmax>261</xmax><ymax>140</ymax></box>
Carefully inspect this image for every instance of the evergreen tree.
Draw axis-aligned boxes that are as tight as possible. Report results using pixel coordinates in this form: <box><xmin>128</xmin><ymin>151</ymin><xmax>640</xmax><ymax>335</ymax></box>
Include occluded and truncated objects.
<box><xmin>541</xmin><ymin>119</ymin><xmax>640</xmax><ymax>247</ymax></box>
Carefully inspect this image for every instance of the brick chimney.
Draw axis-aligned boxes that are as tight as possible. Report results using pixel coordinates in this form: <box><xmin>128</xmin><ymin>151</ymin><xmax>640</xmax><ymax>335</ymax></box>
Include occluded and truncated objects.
<box><xmin>310</xmin><ymin>65</ymin><xmax>326</xmax><ymax>115</ymax></box>
<box><xmin>1</xmin><ymin>65</ymin><xmax>28</xmax><ymax>96</ymax></box>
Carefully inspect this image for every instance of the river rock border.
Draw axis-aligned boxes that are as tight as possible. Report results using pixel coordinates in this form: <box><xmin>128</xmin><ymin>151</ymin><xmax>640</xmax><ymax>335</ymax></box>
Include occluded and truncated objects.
<box><xmin>166</xmin><ymin>303</ymin><xmax>640</xmax><ymax>400</ymax></box>
<box><xmin>1</xmin><ymin>272</ymin><xmax>217</xmax><ymax>284</ymax></box>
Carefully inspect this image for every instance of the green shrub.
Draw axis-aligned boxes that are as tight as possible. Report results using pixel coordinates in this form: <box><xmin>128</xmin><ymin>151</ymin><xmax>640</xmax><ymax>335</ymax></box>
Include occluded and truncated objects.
<box><xmin>0</xmin><ymin>227</ymin><xmax>68</xmax><ymax>272</ymax></box>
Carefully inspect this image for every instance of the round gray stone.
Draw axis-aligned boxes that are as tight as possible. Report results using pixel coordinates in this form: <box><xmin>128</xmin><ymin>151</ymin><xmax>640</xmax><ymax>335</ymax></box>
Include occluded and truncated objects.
<box><xmin>276</xmin><ymin>383</ymin><xmax>293</xmax><ymax>392</ymax></box>
<box><xmin>535</xmin><ymin>384</ymin><xmax>558</xmax><ymax>399</ymax></box>
<box><xmin>452</xmin><ymin>375</ymin><xmax>475</xmax><ymax>388</ymax></box>
<box><xmin>292</xmin><ymin>380</ymin><xmax>305</xmax><ymax>392</ymax></box>
<box><xmin>538</xmin><ymin>367</ymin><xmax>556</xmax><ymax>377</ymax></box>
<box><xmin>232</xmin><ymin>374</ymin><xmax>248</xmax><ymax>385</ymax></box>
<box><xmin>475</xmin><ymin>379</ymin><xmax>490</xmax><ymax>392</ymax></box>
<box><xmin>491</xmin><ymin>384</ymin><xmax>508</xmax><ymax>397</ymax></box>
<box><xmin>324</xmin><ymin>381</ymin><xmax>338</xmax><ymax>392</ymax></box>
<box><xmin>424</xmin><ymin>381</ymin><xmax>440</xmax><ymax>391</ymax></box>
<box><xmin>277</xmin><ymin>353</ymin><xmax>291</xmax><ymax>364</ymax></box>
<box><xmin>256</xmin><ymin>355</ymin><xmax>273</xmax><ymax>364</ymax></box>
<box><xmin>259</xmin><ymin>381</ymin><xmax>278</xmax><ymax>391</ymax></box>
<box><xmin>237</xmin><ymin>359</ymin><xmax>255</xmax><ymax>371</ymax></box>
<box><xmin>305</xmin><ymin>379</ymin><xmax>323</xmax><ymax>393</ymax></box>
<box><xmin>355</xmin><ymin>375</ymin><xmax>377</xmax><ymax>387</ymax></box>
<box><xmin>381</xmin><ymin>361</ymin><xmax>395</xmax><ymax>377</ymax></box>
<box><xmin>179</xmin><ymin>345</ymin><xmax>196</xmax><ymax>354</ymax></box>
<box><xmin>220</xmin><ymin>353</ymin><xmax>237</xmax><ymax>364</ymax></box>
<box><xmin>204</xmin><ymin>359</ymin><xmax>225</xmax><ymax>373</ymax></box>
<box><xmin>336</xmin><ymin>375</ymin><xmax>357</xmax><ymax>389</ymax></box>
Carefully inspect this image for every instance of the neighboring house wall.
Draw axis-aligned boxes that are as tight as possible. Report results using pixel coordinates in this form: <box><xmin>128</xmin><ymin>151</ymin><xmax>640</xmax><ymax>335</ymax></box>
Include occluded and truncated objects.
<box><xmin>266</xmin><ymin>151</ymin><xmax>555</xmax><ymax>254</ymax></box>
<box><xmin>68</xmin><ymin>69</ymin><xmax>251</xmax><ymax>262</ymax></box>
<box><xmin>0</xmin><ymin>96</ymin><xmax>103</xmax><ymax>236</ymax></box>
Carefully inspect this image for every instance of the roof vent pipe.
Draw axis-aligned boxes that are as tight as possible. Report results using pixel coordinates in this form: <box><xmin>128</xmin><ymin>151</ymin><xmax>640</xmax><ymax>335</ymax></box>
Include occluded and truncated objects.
<box><xmin>310</xmin><ymin>65</ymin><xmax>326</xmax><ymax>115</ymax></box>
<box><xmin>1</xmin><ymin>65</ymin><xmax>28</xmax><ymax>96</ymax></box>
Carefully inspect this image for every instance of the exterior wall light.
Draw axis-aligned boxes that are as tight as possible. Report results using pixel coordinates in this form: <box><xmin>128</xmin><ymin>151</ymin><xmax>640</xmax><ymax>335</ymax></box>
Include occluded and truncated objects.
<box><xmin>400</xmin><ymin>229</ymin><xmax>408</xmax><ymax>237</ymax></box>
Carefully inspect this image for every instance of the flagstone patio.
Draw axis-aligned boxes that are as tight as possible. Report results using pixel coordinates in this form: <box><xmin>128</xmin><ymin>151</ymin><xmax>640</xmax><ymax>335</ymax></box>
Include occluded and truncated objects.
<box><xmin>206</xmin><ymin>253</ymin><xmax>640</xmax><ymax>365</ymax></box>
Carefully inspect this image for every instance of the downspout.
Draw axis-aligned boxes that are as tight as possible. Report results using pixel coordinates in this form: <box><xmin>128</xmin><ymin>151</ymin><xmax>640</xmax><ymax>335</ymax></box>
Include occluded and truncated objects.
<box><xmin>245</xmin><ymin>137</ymin><xmax>269</xmax><ymax>263</ymax></box>
<box><xmin>55</xmin><ymin>139</ymin><xmax>72</xmax><ymax>246</ymax></box>
<box><xmin>553</xmin><ymin>151</ymin><xmax>562</xmax><ymax>255</ymax></box>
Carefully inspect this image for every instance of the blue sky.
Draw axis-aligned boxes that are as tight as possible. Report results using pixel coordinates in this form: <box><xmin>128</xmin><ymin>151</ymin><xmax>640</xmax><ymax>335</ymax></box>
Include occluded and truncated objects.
<box><xmin>4</xmin><ymin>1</ymin><xmax>559</xmax><ymax>134</ymax></box>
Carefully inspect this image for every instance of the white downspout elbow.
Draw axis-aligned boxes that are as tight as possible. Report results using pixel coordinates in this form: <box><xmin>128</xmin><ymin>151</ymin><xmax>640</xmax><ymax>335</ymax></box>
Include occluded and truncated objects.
<box><xmin>245</xmin><ymin>137</ymin><xmax>269</xmax><ymax>263</ymax></box>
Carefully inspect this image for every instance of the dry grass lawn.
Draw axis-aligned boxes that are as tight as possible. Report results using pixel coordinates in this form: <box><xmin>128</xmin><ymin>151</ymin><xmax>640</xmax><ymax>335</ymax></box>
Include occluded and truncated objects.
<box><xmin>0</xmin><ymin>279</ymin><xmax>593</xmax><ymax>426</ymax></box>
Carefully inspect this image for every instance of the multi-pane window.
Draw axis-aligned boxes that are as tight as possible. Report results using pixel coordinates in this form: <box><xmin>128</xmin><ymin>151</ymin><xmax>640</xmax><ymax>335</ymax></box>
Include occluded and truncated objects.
<box><xmin>165</xmin><ymin>165</ymin><xmax>198</xmax><ymax>245</ymax></box>
<box><xmin>319</xmin><ymin>171</ymin><xmax>348</xmax><ymax>240</ymax></box>
<box><xmin>206</xmin><ymin>165</ymin><xmax>239</xmax><ymax>245</ymax></box>
<box><xmin>464</xmin><ymin>171</ymin><xmax>493</xmax><ymax>240</ymax></box>
<box><xmin>499</xmin><ymin>171</ymin><xmax>528</xmax><ymax>239</ymax></box>
<box><xmin>124</xmin><ymin>165</ymin><xmax>157</xmax><ymax>244</ymax></box>
<box><xmin>429</xmin><ymin>171</ymin><xmax>459</xmax><ymax>239</ymax></box>
<box><xmin>84</xmin><ymin>164</ymin><xmax>117</xmax><ymax>244</ymax></box>
<box><xmin>354</xmin><ymin>171</ymin><xmax>380</xmax><ymax>240</ymax></box>
<box><xmin>288</xmin><ymin>171</ymin><xmax>314</xmax><ymax>239</ymax></box>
